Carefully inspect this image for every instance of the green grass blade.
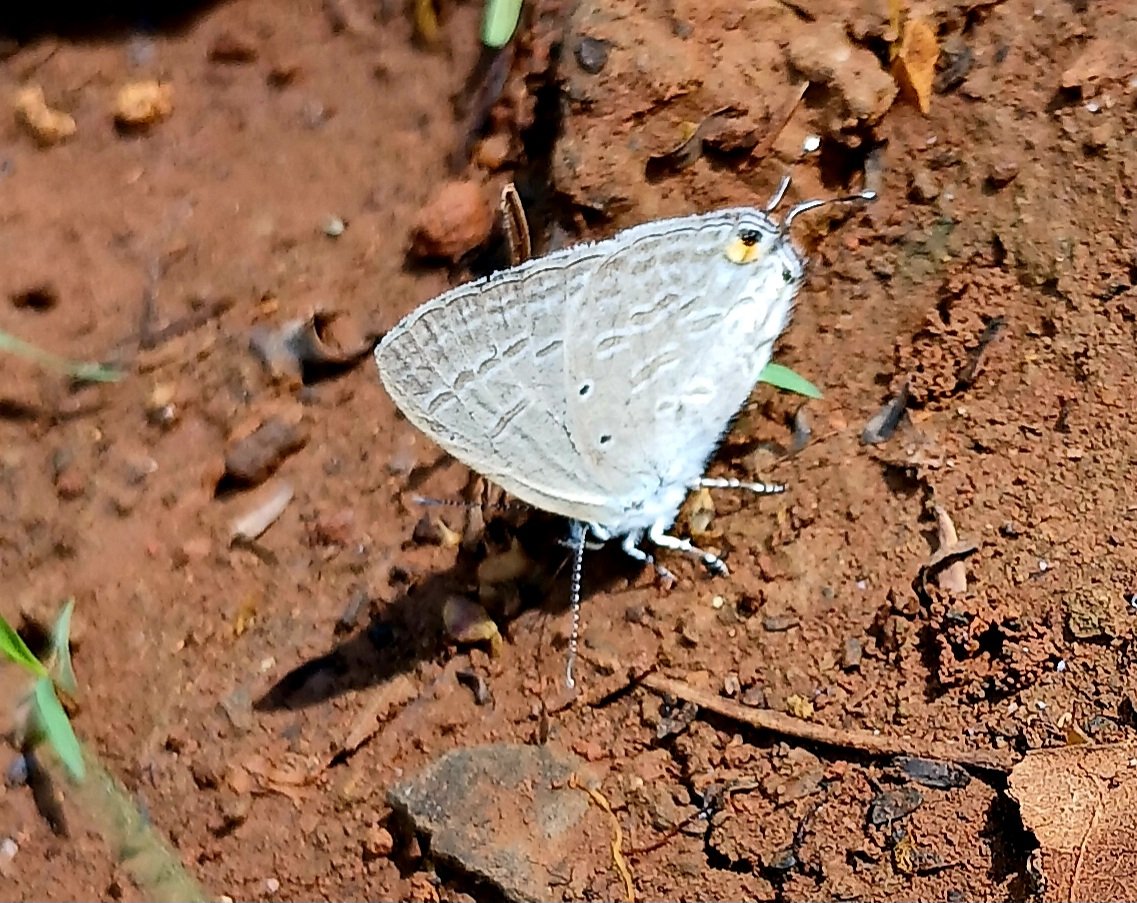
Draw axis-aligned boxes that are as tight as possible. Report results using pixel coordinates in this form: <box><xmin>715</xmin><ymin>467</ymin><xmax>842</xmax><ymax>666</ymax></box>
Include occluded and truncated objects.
<box><xmin>49</xmin><ymin>598</ymin><xmax>78</xmax><ymax>696</ymax></box>
<box><xmin>758</xmin><ymin>362</ymin><xmax>822</xmax><ymax>399</ymax></box>
<box><xmin>482</xmin><ymin>0</ymin><xmax>523</xmax><ymax>48</ymax></box>
<box><xmin>0</xmin><ymin>330</ymin><xmax>122</xmax><ymax>383</ymax></box>
<box><xmin>34</xmin><ymin>676</ymin><xmax>85</xmax><ymax>781</ymax></box>
<box><xmin>0</xmin><ymin>615</ymin><xmax>48</xmax><ymax>677</ymax></box>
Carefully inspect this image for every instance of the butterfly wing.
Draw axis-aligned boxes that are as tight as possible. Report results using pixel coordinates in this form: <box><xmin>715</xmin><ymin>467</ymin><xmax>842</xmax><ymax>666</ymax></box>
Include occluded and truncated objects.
<box><xmin>563</xmin><ymin>209</ymin><xmax>803</xmax><ymax>511</ymax></box>
<box><xmin>376</xmin><ymin>244</ymin><xmax>625</xmax><ymax>524</ymax></box>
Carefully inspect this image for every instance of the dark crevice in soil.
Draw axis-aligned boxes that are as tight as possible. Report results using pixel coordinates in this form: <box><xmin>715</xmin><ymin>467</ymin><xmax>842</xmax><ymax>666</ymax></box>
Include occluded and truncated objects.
<box><xmin>983</xmin><ymin>791</ymin><xmax>1037</xmax><ymax>900</ymax></box>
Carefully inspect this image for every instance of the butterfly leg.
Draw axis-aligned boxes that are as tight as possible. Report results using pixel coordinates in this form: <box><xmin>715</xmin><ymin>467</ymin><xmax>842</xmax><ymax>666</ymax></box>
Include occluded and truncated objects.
<box><xmin>618</xmin><ymin>531</ymin><xmax>676</xmax><ymax>583</ymax></box>
<box><xmin>693</xmin><ymin>477</ymin><xmax>785</xmax><ymax>496</ymax></box>
<box><xmin>648</xmin><ymin>519</ymin><xmax>730</xmax><ymax>577</ymax></box>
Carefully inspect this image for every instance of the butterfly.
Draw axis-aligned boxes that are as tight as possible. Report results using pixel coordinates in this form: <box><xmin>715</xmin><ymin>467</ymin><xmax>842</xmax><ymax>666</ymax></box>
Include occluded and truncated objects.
<box><xmin>376</xmin><ymin>175</ymin><xmax>874</xmax><ymax>685</ymax></box>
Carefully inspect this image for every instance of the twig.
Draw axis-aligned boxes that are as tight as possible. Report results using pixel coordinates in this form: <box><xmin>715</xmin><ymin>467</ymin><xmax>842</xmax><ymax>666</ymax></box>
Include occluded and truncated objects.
<box><xmin>748</xmin><ymin>81</ymin><xmax>808</xmax><ymax>165</ymax></box>
<box><xmin>138</xmin><ymin>297</ymin><xmax>236</xmax><ymax>351</ymax></box>
<box><xmin>570</xmin><ymin>775</ymin><xmax>634</xmax><ymax>902</ymax></box>
<box><xmin>640</xmin><ymin>673</ymin><xmax>1015</xmax><ymax>774</ymax></box>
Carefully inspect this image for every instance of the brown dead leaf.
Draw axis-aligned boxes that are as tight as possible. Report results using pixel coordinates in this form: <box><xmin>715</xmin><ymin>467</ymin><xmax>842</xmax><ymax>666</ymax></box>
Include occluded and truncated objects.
<box><xmin>1007</xmin><ymin>744</ymin><xmax>1137</xmax><ymax>901</ymax></box>
<box><xmin>443</xmin><ymin>596</ymin><xmax>503</xmax><ymax>656</ymax></box>
<box><xmin>892</xmin><ymin>19</ymin><xmax>938</xmax><ymax>114</ymax></box>
<box><xmin>240</xmin><ymin>754</ymin><xmax>318</xmax><ymax>806</ymax></box>
<box><xmin>933</xmin><ymin>505</ymin><xmax>968</xmax><ymax>594</ymax></box>
<box><xmin>414</xmin><ymin>0</ymin><xmax>441</xmax><ymax>45</ymax></box>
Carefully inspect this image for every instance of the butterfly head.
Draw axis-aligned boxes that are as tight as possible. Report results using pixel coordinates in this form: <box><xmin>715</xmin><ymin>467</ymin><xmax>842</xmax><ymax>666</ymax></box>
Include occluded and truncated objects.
<box><xmin>723</xmin><ymin>214</ymin><xmax>783</xmax><ymax>266</ymax></box>
<box><xmin>722</xmin><ymin>178</ymin><xmax>875</xmax><ymax>269</ymax></box>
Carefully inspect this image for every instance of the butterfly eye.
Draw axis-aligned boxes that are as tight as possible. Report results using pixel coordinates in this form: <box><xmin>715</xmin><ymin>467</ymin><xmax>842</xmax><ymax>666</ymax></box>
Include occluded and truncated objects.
<box><xmin>725</xmin><ymin>227</ymin><xmax>766</xmax><ymax>265</ymax></box>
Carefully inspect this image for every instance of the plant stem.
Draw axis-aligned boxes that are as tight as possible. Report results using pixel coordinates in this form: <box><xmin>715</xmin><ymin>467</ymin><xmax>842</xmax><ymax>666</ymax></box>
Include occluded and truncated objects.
<box><xmin>0</xmin><ymin>330</ymin><xmax>121</xmax><ymax>383</ymax></box>
<box><xmin>42</xmin><ymin>744</ymin><xmax>209</xmax><ymax>901</ymax></box>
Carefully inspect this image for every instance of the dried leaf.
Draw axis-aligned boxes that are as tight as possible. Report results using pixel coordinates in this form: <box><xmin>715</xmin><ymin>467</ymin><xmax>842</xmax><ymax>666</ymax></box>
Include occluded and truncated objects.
<box><xmin>443</xmin><ymin>596</ymin><xmax>503</xmax><ymax>656</ymax></box>
<box><xmin>1008</xmin><ymin>744</ymin><xmax>1137</xmax><ymax>901</ymax></box>
<box><xmin>892</xmin><ymin>19</ymin><xmax>939</xmax><ymax>114</ymax></box>
<box><xmin>414</xmin><ymin>0</ymin><xmax>441</xmax><ymax>45</ymax></box>
<box><xmin>933</xmin><ymin>505</ymin><xmax>968</xmax><ymax>594</ymax></box>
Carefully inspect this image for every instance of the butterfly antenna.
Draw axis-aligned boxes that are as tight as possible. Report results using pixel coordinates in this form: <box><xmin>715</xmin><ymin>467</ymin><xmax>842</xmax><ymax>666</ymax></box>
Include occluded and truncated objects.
<box><xmin>565</xmin><ymin>521</ymin><xmax>587</xmax><ymax>689</ymax></box>
<box><xmin>765</xmin><ymin>174</ymin><xmax>793</xmax><ymax>212</ymax></box>
<box><xmin>409</xmin><ymin>494</ymin><xmax>526</xmax><ymax>514</ymax></box>
<box><xmin>782</xmin><ymin>189</ymin><xmax>876</xmax><ymax>230</ymax></box>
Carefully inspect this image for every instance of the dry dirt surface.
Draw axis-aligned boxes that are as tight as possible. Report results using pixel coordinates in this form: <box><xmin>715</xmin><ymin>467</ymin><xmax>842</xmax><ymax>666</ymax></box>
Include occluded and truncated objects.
<box><xmin>2</xmin><ymin>0</ymin><xmax>1137</xmax><ymax>900</ymax></box>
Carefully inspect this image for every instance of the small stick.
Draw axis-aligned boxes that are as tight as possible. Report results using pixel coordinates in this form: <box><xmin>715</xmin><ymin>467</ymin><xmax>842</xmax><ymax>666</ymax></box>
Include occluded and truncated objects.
<box><xmin>640</xmin><ymin>673</ymin><xmax>1015</xmax><ymax>773</ymax></box>
<box><xmin>748</xmin><ymin>81</ymin><xmax>808</xmax><ymax>164</ymax></box>
<box><xmin>569</xmin><ymin>775</ymin><xmax>634</xmax><ymax>902</ymax></box>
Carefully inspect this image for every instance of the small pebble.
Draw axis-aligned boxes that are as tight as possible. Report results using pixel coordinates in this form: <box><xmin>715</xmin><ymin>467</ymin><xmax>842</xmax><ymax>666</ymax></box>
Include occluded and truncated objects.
<box><xmin>575</xmin><ymin>36</ymin><xmax>610</xmax><ymax>74</ymax></box>
<box><xmin>841</xmin><ymin>636</ymin><xmax>863</xmax><ymax>671</ymax></box>
<box><xmin>6</xmin><ymin>755</ymin><xmax>29</xmax><ymax>787</ymax></box>
<box><xmin>895</xmin><ymin>756</ymin><xmax>970</xmax><ymax>790</ymax></box>
<box><xmin>802</xmin><ymin>134</ymin><xmax>821</xmax><ymax>154</ymax></box>
<box><xmin>209</xmin><ymin>29</ymin><xmax>259</xmax><ymax>64</ymax></box>
<box><xmin>220</xmin><ymin>686</ymin><xmax>253</xmax><ymax>733</ymax></box>
<box><xmin>409</xmin><ymin>180</ymin><xmax>494</xmax><ymax>262</ymax></box>
<box><xmin>868</xmin><ymin>786</ymin><xmax>923</xmax><ymax>826</ymax></box>
<box><xmin>264</xmin><ymin>877</ymin><xmax>280</xmax><ymax>894</ymax></box>
<box><xmin>114</xmin><ymin>81</ymin><xmax>173</xmax><ymax>128</ymax></box>
<box><xmin>0</xmin><ymin>838</ymin><xmax>17</xmax><ymax>861</ymax></box>
<box><xmin>456</xmin><ymin>669</ymin><xmax>491</xmax><ymax>705</ymax></box>
<box><xmin>790</xmin><ymin>407</ymin><xmax>812</xmax><ymax>453</ymax></box>
<box><xmin>762</xmin><ymin>613</ymin><xmax>800</xmax><ymax>632</ymax></box>
<box><xmin>335</xmin><ymin>587</ymin><xmax>369</xmax><ymax>634</ymax></box>
<box><xmin>908</xmin><ymin>168</ymin><xmax>940</xmax><ymax>203</ymax></box>
<box><xmin>223</xmin><ymin>411</ymin><xmax>309</xmax><ymax>486</ymax></box>
<box><xmin>323</xmin><ymin>216</ymin><xmax>345</xmax><ymax>238</ymax></box>
<box><xmin>986</xmin><ymin>160</ymin><xmax>1019</xmax><ymax>189</ymax></box>
<box><xmin>862</xmin><ymin>383</ymin><xmax>909</xmax><ymax>445</ymax></box>
<box><xmin>213</xmin><ymin>796</ymin><xmax>250</xmax><ymax>835</ymax></box>
<box><xmin>1084</xmin><ymin>121</ymin><xmax>1114</xmax><ymax>151</ymax></box>
<box><xmin>474</xmin><ymin>132</ymin><xmax>511</xmax><ymax>170</ymax></box>
<box><xmin>362</xmin><ymin>824</ymin><xmax>395</xmax><ymax>860</ymax></box>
